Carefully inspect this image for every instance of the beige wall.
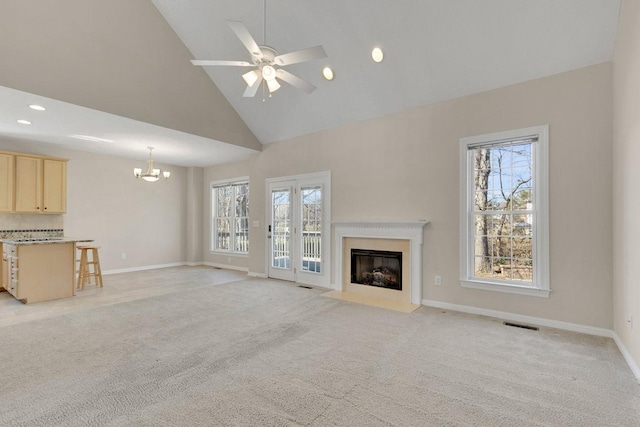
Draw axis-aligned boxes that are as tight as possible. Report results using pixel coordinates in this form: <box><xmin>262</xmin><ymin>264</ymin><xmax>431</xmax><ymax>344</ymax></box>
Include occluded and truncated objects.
<box><xmin>206</xmin><ymin>62</ymin><xmax>613</xmax><ymax>328</ymax></box>
<box><xmin>0</xmin><ymin>139</ymin><xmax>188</xmax><ymax>271</ymax></box>
<box><xmin>613</xmin><ymin>0</ymin><xmax>640</xmax><ymax>370</ymax></box>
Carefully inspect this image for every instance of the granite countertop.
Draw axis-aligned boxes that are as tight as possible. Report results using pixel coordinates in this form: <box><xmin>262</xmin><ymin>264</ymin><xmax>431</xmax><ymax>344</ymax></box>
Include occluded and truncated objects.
<box><xmin>0</xmin><ymin>237</ymin><xmax>94</xmax><ymax>246</ymax></box>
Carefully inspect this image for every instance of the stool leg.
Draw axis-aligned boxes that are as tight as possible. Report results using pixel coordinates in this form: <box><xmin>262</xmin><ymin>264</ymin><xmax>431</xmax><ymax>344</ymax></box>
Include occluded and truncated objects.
<box><xmin>92</xmin><ymin>248</ymin><xmax>103</xmax><ymax>288</ymax></box>
<box><xmin>77</xmin><ymin>249</ymin><xmax>87</xmax><ymax>290</ymax></box>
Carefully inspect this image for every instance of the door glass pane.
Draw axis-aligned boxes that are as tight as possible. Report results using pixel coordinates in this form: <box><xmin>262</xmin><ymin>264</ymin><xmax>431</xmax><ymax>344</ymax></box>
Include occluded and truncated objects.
<box><xmin>272</xmin><ymin>189</ymin><xmax>291</xmax><ymax>269</ymax></box>
<box><xmin>301</xmin><ymin>186</ymin><xmax>322</xmax><ymax>273</ymax></box>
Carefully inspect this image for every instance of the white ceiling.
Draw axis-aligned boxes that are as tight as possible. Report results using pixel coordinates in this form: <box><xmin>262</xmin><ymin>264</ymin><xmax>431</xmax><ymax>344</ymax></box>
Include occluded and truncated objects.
<box><xmin>152</xmin><ymin>0</ymin><xmax>621</xmax><ymax>144</ymax></box>
<box><xmin>0</xmin><ymin>0</ymin><xmax>621</xmax><ymax>166</ymax></box>
<box><xmin>0</xmin><ymin>86</ymin><xmax>256</xmax><ymax>168</ymax></box>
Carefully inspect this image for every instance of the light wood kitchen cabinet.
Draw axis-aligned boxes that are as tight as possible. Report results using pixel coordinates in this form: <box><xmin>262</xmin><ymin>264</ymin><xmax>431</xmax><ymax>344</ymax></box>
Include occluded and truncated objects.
<box><xmin>0</xmin><ymin>154</ymin><xmax>14</xmax><ymax>212</ymax></box>
<box><xmin>42</xmin><ymin>159</ymin><xmax>67</xmax><ymax>213</ymax></box>
<box><xmin>15</xmin><ymin>156</ymin><xmax>42</xmax><ymax>212</ymax></box>
<box><xmin>14</xmin><ymin>155</ymin><xmax>67</xmax><ymax>214</ymax></box>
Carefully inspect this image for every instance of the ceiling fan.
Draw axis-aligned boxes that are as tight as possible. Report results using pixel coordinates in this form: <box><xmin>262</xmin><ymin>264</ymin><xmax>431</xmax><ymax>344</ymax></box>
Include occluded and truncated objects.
<box><xmin>191</xmin><ymin>2</ymin><xmax>327</xmax><ymax>98</ymax></box>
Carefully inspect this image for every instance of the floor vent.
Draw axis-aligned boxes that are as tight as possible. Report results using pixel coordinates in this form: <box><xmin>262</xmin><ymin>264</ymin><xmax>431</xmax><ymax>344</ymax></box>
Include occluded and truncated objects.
<box><xmin>298</xmin><ymin>285</ymin><xmax>313</xmax><ymax>289</ymax></box>
<box><xmin>504</xmin><ymin>321</ymin><xmax>539</xmax><ymax>331</ymax></box>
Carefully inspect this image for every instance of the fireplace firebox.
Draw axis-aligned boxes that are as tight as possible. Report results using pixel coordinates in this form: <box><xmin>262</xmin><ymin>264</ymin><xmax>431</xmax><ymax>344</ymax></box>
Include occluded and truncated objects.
<box><xmin>351</xmin><ymin>249</ymin><xmax>402</xmax><ymax>290</ymax></box>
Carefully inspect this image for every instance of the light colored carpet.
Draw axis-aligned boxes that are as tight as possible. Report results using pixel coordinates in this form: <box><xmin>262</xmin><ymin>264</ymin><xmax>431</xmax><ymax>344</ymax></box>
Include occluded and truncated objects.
<box><xmin>0</xmin><ymin>266</ymin><xmax>638</xmax><ymax>426</ymax></box>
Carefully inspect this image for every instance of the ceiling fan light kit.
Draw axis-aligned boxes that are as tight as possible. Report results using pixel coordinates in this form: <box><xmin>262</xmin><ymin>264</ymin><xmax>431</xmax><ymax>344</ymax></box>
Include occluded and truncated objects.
<box><xmin>191</xmin><ymin>1</ymin><xmax>327</xmax><ymax>99</ymax></box>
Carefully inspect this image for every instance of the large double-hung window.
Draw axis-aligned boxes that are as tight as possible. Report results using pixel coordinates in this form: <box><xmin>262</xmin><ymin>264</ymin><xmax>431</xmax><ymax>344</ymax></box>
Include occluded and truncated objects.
<box><xmin>460</xmin><ymin>125</ymin><xmax>549</xmax><ymax>297</ymax></box>
<box><xmin>211</xmin><ymin>179</ymin><xmax>249</xmax><ymax>254</ymax></box>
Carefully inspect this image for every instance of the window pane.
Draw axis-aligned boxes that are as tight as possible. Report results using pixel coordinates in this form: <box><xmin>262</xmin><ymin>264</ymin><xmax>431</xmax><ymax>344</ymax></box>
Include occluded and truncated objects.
<box><xmin>301</xmin><ymin>186</ymin><xmax>322</xmax><ymax>273</ymax></box>
<box><xmin>470</xmin><ymin>141</ymin><xmax>534</xmax><ymax>285</ymax></box>
<box><xmin>212</xmin><ymin>182</ymin><xmax>249</xmax><ymax>253</ymax></box>
<box><xmin>234</xmin><ymin>217</ymin><xmax>249</xmax><ymax>252</ymax></box>
<box><xmin>474</xmin><ymin>257</ymin><xmax>493</xmax><ymax>278</ymax></box>
<box><xmin>216</xmin><ymin>218</ymin><xmax>230</xmax><ymax>250</ymax></box>
<box><xmin>513</xmin><ymin>259</ymin><xmax>533</xmax><ymax>282</ymax></box>
<box><xmin>512</xmin><ymin>237</ymin><xmax>532</xmax><ymax>260</ymax></box>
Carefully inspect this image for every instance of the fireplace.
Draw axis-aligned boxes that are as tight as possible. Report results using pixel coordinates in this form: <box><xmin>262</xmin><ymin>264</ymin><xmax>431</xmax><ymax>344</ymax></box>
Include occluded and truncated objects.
<box><xmin>333</xmin><ymin>221</ymin><xmax>428</xmax><ymax>305</ymax></box>
<box><xmin>351</xmin><ymin>249</ymin><xmax>402</xmax><ymax>290</ymax></box>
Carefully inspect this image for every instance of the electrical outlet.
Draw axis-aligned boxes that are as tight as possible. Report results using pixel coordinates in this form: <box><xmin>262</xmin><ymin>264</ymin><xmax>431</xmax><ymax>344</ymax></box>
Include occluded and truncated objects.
<box><xmin>435</xmin><ymin>275</ymin><xmax>442</xmax><ymax>286</ymax></box>
<box><xmin>629</xmin><ymin>314</ymin><xmax>634</xmax><ymax>330</ymax></box>
<box><xmin>121</xmin><ymin>253</ymin><xmax>126</xmax><ymax>260</ymax></box>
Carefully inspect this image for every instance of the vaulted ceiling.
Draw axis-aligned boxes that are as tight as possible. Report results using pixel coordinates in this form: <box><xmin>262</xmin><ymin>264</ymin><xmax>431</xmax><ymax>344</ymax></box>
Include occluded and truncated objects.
<box><xmin>0</xmin><ymin>0</ymin><xmax>621</xmax><ymax>167</ymax></box>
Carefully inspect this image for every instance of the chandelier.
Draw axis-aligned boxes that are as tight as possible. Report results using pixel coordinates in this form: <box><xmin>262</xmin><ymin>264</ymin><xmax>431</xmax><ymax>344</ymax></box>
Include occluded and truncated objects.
<box><xmin>133</xmin><ymin>147</ymin><xmax>170</xmax><ymax>182</ymax></box>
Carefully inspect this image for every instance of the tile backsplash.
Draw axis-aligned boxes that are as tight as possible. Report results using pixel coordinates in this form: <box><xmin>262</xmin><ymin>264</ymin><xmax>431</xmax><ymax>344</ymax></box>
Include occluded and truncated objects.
<box><xmin>0</xmin><ymin>213</ymin><xmax>63</xmax><ymax>233</ymax></box>
<box><xmin>0</xmin><ymin>228</ymin><xmax>64</xmax><ymax>239</ymax></box>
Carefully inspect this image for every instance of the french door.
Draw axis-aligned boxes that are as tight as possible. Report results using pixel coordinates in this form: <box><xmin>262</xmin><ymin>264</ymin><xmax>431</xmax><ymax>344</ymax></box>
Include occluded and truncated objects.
<box><xmin>267</xmin><ymin>172</ymin><xmax>331</xmax><ymax>287</ymax></box>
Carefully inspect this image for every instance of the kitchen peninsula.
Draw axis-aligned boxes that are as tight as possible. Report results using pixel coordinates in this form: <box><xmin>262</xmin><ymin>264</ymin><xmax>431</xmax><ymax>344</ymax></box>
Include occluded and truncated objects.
<box><xmin>1</xmin><ymin>237</ymin><xmax>93</xmax><ymax>304</ymax></box>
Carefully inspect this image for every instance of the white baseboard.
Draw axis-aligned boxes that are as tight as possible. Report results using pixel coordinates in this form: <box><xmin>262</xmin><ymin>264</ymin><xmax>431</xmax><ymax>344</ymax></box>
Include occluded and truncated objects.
<box><xmin>186</xmin><ymin>262</ymin><xmax>203</xmax><ymax>267</ymax></box>
<box><xmin>612</xmin><ymin>332</ymin><xmax>640</xmax><ymax>382</ymax></box>
<box><xmin>422</xmin><ymin>299</ymin><xmax>613</xmax><ymax>337</ymax></box>
<box><xmin>202</xmin><ymin>262</ymin><xmax>249</xmax><ymax>273</ymax></box>
<box><xmin>103</xmin><ymin>262</ymin><xmax>187</xmax><ymax>275</ymax></box>
<box><xmin>247</xmin><ymin>271</ymin><xmax>268</xmax><ymax>278</ymax></box>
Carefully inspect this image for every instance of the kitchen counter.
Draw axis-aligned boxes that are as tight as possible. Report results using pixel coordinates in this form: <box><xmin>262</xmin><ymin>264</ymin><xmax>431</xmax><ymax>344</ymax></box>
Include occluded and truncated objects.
<box><xmin>1</xmin><ymin>238</ymin><xmax>94</xmax><ymax>304</ymax></box>
<box><xmin>0</xmin><ymin>237</ymin><xmax>93</xmax><ymax>245</ymax></box>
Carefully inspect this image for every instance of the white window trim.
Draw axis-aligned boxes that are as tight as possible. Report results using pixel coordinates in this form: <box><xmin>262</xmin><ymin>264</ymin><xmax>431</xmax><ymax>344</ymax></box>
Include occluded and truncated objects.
<box><xmin>459</xmin><ymin>125</ymin><xmax>550</xmax><ymax>298</ymax></box>
<box><xmin>210</xmin><ymin>176</ymin><xmax>250</xmax><ymax>256</ymax></box>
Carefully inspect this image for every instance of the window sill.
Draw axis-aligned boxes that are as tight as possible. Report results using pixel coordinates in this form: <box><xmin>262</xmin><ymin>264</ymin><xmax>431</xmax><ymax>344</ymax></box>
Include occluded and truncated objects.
<box><xmin>209</xmin><ymin>251</ymin><xmax>249</xmax><ymax>258</ymax></box>
<box><xmin>460</xmin><ymin>279</ymin><xmax>550</xmax><ymax>298</ymax></box>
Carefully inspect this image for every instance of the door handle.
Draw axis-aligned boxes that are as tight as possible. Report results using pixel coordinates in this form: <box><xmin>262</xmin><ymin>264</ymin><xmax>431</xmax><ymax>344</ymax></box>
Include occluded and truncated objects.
<box><xmin>267</xmin><ymin>234</ymin><xmax>272</xmax><ymax>239</ymax></box>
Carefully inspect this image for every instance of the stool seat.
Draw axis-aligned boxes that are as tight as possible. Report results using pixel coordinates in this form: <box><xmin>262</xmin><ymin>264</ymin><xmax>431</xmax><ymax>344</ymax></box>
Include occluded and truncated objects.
<box><xmin>76</xmin><ymin>245</ymin><xmax>103</xmax><ymax>290</ymax></box>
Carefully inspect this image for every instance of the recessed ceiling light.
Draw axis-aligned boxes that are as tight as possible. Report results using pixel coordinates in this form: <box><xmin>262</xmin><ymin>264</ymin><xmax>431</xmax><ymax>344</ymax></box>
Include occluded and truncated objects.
<box><xmin>17</xmin><ymin>119</ymin><xmax>32</xmax><ymax>125</ymax></box>
<box><xmin>70</xmin><ymin>135</ymin><xmax>114</xmax><ymax>143</ymax></box>
<box><xmin>29</xmin><ymin>104</ymin><xmax>46</xmax><ymax>111</ymax></box>
<box><xmin>372</xmin><ymin>47</ymin><xmax>384</xmax><ymax>63</ymax></box>
<box><xmin>322</xmin><ymin>67</ymin><xmax>334</xmax><ymax>81</ymax></box>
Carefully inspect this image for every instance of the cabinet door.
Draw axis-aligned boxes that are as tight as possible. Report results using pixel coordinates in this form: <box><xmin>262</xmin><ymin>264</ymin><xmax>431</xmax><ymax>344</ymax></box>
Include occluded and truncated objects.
<box><xmin>15</xmin><ymin>156</ymin><xmax>42</xmax><ymax>213</ymax></box>
<box><xmin>0</xmin><ymin>154</ymin><xmax>14</xmax><ymax>212</ymax></box>
<box><xmin>43</xmin><ymin>159</ymin><xmax>66</xmax><ymax>213</ymax></box>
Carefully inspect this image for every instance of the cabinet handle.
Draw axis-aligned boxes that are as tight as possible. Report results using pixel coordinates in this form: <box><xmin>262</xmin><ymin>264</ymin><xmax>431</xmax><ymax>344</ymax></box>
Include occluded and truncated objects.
<box><xmin>44</xmin><ymin>207</ymin><xmax>48</xmax><ymax>210</ymax></box>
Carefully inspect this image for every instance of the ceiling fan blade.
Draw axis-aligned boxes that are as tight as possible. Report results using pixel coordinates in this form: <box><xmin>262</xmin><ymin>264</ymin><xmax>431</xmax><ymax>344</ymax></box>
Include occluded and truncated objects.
<box><xmin>191</xmin><ymin>60</ymin><xmax>253</xmax><ymax>67</ymax></box>
<box><xmin>227</xmin><ymin>20</ymin><xmax>263</xmax><ymax>59</ymax></box>
<box><xmin>274</xmin><ymin>45</ymin><xmax>327</xmax><ymax>66</ymax></box>
<box><xmin>243</xmin><ymin>75</ymin><xmax>263</xmax><ymax>97</ymax></box>
<box><xmin>276</xmin><ymin>69</ymin><xmax>316</xmax><ymax>94</ymax></box>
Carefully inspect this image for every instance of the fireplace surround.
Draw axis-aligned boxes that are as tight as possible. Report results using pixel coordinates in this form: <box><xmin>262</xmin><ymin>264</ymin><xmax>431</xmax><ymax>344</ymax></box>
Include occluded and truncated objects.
<box><xmin>333</xmin><ymin>221</ymin><xmax>428</xmax><ymax>305</ymax></box>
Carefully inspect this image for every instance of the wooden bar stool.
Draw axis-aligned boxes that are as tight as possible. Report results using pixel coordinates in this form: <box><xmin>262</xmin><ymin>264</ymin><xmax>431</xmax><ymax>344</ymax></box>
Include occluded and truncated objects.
<box><xmin>76</xmin><ymin>246</ymin><xmax>103</xmax><ymax>290</ymax></box>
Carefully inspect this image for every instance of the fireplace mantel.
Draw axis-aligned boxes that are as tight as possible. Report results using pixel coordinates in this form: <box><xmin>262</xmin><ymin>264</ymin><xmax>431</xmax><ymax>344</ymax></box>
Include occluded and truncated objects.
<box><xmin>333</xmin><ymin>221</ymin><xmax>428</xmax><ymax>304</ymax></box>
